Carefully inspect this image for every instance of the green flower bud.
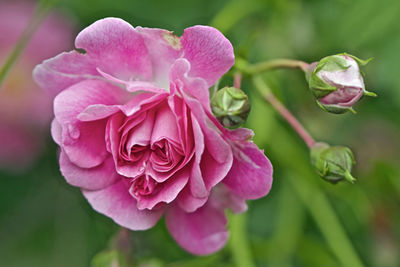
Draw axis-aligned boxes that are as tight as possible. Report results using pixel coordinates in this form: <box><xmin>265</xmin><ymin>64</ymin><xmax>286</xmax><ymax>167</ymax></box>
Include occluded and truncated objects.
<box><xmin>310</xmin><ymin>142</ymin><xmax>356</xmax><ymax>184</ymax></box>
<box><xmin>307</xmin><ymin>53</ymin><xmax>376</xmax><ymax>114</ymax></box>
<box><xmin>211</xmin><ymin>86</ymin><xmax>250</xmax><ymax>128</ymax></box>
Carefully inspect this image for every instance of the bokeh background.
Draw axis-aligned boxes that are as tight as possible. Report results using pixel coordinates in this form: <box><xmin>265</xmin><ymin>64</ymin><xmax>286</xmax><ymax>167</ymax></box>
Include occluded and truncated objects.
<box><xmin>0</xmin><ymin>0</ymin><xmax>399</xmax><ymax>266</ymax></box>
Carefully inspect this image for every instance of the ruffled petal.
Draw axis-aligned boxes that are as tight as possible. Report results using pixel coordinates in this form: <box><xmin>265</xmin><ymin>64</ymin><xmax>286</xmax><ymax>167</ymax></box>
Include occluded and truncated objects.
<box><xmin>54</xmin><ymin>79</ymin><xmax>126</xmax><ymax>168</ymax></box>
<box><xmin>83</xmin><ymin>180</ymin><xmax>164</xmax><ymax>230</ymax></box>
<box><xmin>223</xmin><ymin>141</ymin><xmax>273</xmax><ymax>199</ymax></box>
<box><xmin>59</xmin><ymin>151</ymin><xmax>119</xmax><ymax>190</ymax></box>
<box><xmin>165</xmin><ymin>203</ymin><xmax>228</xmax><ymax>255</ymax></box>
<box><xmin>181</xmin><ymin>26</ymin><xmax>234</xmax><ymax>86</ymax></box>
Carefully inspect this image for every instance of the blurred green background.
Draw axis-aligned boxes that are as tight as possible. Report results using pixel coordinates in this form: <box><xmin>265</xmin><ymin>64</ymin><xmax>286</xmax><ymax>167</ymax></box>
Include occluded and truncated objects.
<box><xmin>1</xmin><ymin>0</ymin><xmax>399</xmax><ymax>266</ymax></box>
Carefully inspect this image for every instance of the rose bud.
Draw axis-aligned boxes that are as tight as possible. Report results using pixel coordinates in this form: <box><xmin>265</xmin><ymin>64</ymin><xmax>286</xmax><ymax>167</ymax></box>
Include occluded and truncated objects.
<box><xmin>211</xmin><ymin>87</ymin><xmax>250</xmax><ymax>128</ymax></box>
<box><xmin>310</xmin><ymin>142</ymin><xmax>356</xmax><ymax>184</ymax></box>
<box><xmin>307</xmin><ymin>53</ymin><xmax>376</xmax><ymax>114</ymax></box>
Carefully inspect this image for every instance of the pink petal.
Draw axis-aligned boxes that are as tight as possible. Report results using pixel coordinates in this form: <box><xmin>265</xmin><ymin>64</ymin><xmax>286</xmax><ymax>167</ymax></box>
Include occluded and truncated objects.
<box><xmin>34</xmin><ymin>18</ymin><xmax>153</xmax><ymax>95</ymax></box>
<box><xmin>136</xmin><ymin>27</ymin><xmax>183</xmax><ymax>88</ymax></box>
<box><xmin>210</xmin><ymin>185</ymin><xmax>248</xmax><ymax>214</ymax></box>
<box><xmin>189</xmin><ymin>115</ymin><xmax>207</xmax><ymax>198</ymax></box>
<box><xmin>181</xmin><ymin>26</ymin><xmax>234</xmax><ymax>86</ymax></box>
<box><xmin>83</xmin><ymin>180</ymin><xmax>164</xmax><ymax>230</ymax></box>
<box><xmin>169</xmin><ymin>58</ymin><xmax>210</xmax><ymax>112</ymax></box>
<box><xmin>223</xmin><ymin>141</ymin><xmax>273</xmax><ymax>199</ymax></box>
<box><xmin>136</xmin><ymin>169</ymin><xmax>189</xmax><ymax>210</ymax></box>
<box><xmin>59</xmin><ymin>151</ymin><xmax>119</xmax><ymax>190</ymax></box>
<box><xmin>51</xmin><ymin>119</ymin><xmax>62</xmax><ymax>146</ymax></box>
<box><xmin>54</xmin><ymin>80</ymin><xmax>125</xmax><ymax>168</ymax></box>
<box><xmin>165</xmin><ymin>203</ymin><xmax>228</xmax><ymax>255</ymax></box>
<box><xmin>33</xmin><ymin>51</ymin><xmax>99</xmax><ymax>96</ymax></box>
<box><xmin>75</xmin><ymin>18</ymin><xmax>152</xmax><ymax>81</ymax></box>
<box><xmin>170</xmin><ymin>59</ymin><xmax>232</xmax><ymax>165</ymax></box>
<box><xmin>177</xmin><ymin>185</ymin><xmax>208</xmax><ymax>212</ymax></box>
<box><xmin>150</xmin><ymin>101</ymin><xmax>180</xmax><ymax>144</ymax></box>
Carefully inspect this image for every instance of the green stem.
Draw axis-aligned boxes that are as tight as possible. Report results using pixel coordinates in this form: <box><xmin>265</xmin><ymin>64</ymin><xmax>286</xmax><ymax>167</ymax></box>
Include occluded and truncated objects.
<box><xmin>236</xmin><ymin>57</ymin><xmax>309</xmax><ymax>75</ymax></box>
<box><xmin>229</xmin><ymin>213</ymin><xmax>255</xmax><ymax>267</ymax></box>
<box><xmin>0</xmin><ymin>0</ymin><xmax>57</xmax><ymax>88</ymax></box>
<box><xmin>252</xmin><ymin>75</ymin><xmax>316</xmax><ymax>148</ymax></box>
<box><xmin>288</xmin><ymin>172</ymin><xmax>364</xmax><ymax>267</ymax></box>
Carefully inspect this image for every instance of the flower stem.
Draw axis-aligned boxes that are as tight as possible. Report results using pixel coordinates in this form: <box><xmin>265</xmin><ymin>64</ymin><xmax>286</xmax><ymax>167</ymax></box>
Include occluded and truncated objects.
<box><xmin>234</xmin><ymin>72</ymin><xmax>242</xmax><ymax>88</ymax></box>
<box><xmin>229</xmin><ymin>213</ymin><xmax>255</xmax><ymax>267</ymax></box>
<box><xmin>236</xmin><ymin>57</ymin><xmax>309</xmax><ymax>75</ymax></box>
<box><xmin>252</xmin><ymin>75</ymin><xmax>316</xmax><ymax>148</ymax></box>
<box><xmin>0</xmin><ymin>0</ymin><xmax>57</xmax><ymax>88</ymax></box>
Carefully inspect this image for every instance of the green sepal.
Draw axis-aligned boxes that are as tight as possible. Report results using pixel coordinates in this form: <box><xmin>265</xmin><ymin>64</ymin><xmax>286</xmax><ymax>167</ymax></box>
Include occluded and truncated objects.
<box><xmin>315</xmin><ymin>55</ymin><xmax>350</xmax><ymax>72</ymax></box>
<box><xmin>315</xmin><ymin>100</ymin><xmax>356</xmax><ymax>114</ymax></box>
<box><xmin>363</xmin><ymin>90</ymin><xmax>377</xmax><ymax>97</ymax></box>
<box><xmin>340</xmin><ymin>52</ymin><xmax>373</xmax><ymax>66</ymax></box>
<box><xmin>309</xmin><ymin>73</ymin><xmax>337</xmax><ymax>98</ymax></box>
<box><xmin>211</xmin><ymin>87</ymin><xmax>250</xmax><ymax>128</ymax></box>
<box><xmin>310</xmin><ymin>142</ymin><xmax>357</xmax><ymax>184</ymax></box>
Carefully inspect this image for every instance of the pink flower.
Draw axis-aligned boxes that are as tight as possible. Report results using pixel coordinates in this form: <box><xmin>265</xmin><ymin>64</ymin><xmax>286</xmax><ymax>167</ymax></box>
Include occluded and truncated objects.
<box><xmin>34</xmin><ymin>18</ymin><xmax>273</xmax><ymax>255</ymax></box>
<box><xmin>0</xmin><ymin>1</ymin><xmax>73</xmax><ymax>169</ymax></box>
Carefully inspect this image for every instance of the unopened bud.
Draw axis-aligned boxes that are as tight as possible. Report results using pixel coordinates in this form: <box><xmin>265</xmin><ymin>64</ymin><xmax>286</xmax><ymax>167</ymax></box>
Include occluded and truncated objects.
<box><xmin>211</xmin><ymin>87</ymin><xmax>250</xmax><ymax>128</ymax></box>
<box><xmin>307</xmin><ymin>53</ymin><xmax>376</xmax><ymax>114</ymax></box>
<box><xmin>310</xmin><ymin>142</ymin><xmax>356</xmax><ymax>184</ymax></box>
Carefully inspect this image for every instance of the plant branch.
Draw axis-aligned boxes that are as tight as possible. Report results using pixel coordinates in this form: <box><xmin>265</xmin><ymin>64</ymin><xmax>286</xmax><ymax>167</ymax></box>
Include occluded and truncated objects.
<box><xmin>236</xmin><ymin>57</ymin><xmax>309</xmax><ymax>75</ymax></box>
<box><xmin>252</xmin><ymin>75</ymin><xmax>316</xmax><ymax>148</ymax></box>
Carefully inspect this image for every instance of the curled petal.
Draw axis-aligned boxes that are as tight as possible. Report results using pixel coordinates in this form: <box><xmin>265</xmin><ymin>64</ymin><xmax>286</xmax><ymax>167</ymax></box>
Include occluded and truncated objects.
<box><xmin>75</xmin><ymin>17</ymin><xmax>152</xmax><ymax>81</ymax></box>
<box><xmin>223</xmin><ymin>141</ymin><xmax>273</xmax><ymax>199</ymax></box>
<box><xmin>60</xmin><ymin>152</ymin><xmax>119</xmax><ymax>191</ymax></box>
<box><xmin>83</xmin><ymin>180</ymin><xmax>164</xmax><ymax>230</ymax></box>
<box><xmin>166</xmin><ymin>203</ymin><xmax>228</xmax><ymax>255</ymax></box>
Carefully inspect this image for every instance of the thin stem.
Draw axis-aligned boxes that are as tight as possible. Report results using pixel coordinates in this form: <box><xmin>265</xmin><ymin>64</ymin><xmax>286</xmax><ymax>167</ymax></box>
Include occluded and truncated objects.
<box><xmin>0</xmin><ymin>0</ymin><xmax>56</xmax><ymax>88</ymax></box>
<box><xmin>236</xmin><ymin>57</ymin><xmax>309</xmax><ymax>75</ymax></box>
<box><xmin>234</xmin><ymin>72</ymin><xmax>242</xmax><ymax>88</ymax></box>
<box><xmin>252</xmin><ymin>75</ymin><xmax>316</xmax><ymax>148</ymax></box>
<box><xmin>229</xmin><ymin>213</ymin><xmax>255</xmax><ymax>267</ymax></box>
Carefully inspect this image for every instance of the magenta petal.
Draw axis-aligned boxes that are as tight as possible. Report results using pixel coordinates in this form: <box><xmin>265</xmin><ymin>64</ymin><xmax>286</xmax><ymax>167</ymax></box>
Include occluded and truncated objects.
<box><xmin>83</xmin><ymin>180</ymin><xmax>164</xmax><ymax>230</ymax></box>
<box><xmin>54</xmin><ymin>80</ymin><xmax>123</xmax><ymax>168</ymax></box>
<box><xmin>223</xmin><ymin>141</ymin><xmax>273</xmax><ymax>199</ymax></box>
<box><xmin>60</xmin><ymin>151</ymin><xmax>119</xmax><ymax>190</ymax></box>
<box><xmin>177</xmin><ymin>185</ymin><xmax>208</xmax><ymax>212</ymax></box>
<box><xmin>165</xmin><ymin>203</ymin><xmax>228</xmax><ymax>255</ymax></box>
<box><xmin>181</xmin><ymin>26</ymin><xmax>234</xmax><ymax>86</ymax></box>
<box><xmin>136</xmin><ymin>169</ymin><xmax>189</xmax><ymax>210</ymax></box>
<box><xmin>75</xmin><ymin>18</ymin><xmax>152</xmax><ymax>81</ymax></box>
<box><xmin>136</xmin><ymin>27</ymin><xmax>183</xmax><ymax>88</ymax></box>
<box><xmin>33</xmin><ymin>51</ymin><xmax>99</xmax><ymax>96</ymax></box>
<box><xmin>51</xmin><ymin>119</ymin><xmax>62</xmax><ymax>145</ymax></box>
<box><xmin>189</xmin><ymin>116</ymin><xmax>207</xmax><ymax>198</ymax></box>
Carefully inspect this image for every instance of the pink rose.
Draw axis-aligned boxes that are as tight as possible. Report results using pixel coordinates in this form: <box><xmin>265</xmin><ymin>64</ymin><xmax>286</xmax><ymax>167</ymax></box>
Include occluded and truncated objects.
<box><xmin>34</xmin><ymin>18</ymin><xmax>273</xmax><ymax>255</ymax></box>
<box><xmin>0</xmin><ymin>1</ymin><xmax>73</xmax><ymax>169</ymax></box>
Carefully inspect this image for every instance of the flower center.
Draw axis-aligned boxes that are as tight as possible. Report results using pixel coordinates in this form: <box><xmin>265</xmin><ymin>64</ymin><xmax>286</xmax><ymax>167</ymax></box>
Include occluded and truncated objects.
<box><xmin>128</xmin><ymin>174</ymin><xmax>159</xmax><ymax>198</ymax></box>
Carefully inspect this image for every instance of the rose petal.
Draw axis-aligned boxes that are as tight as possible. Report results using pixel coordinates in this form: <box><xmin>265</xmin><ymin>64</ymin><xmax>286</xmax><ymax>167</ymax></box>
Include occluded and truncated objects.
<box><xmin>59</xmin><ymin>151</ymin><xmax>119</xmax><ymax>190</ymax></box>
<box><xmin>51</xmin><ymin>119</ymin><xmax>62</xmax><ymax>145</ymax></box>
<box><xmin>136</xmin><ymin>169</ymin><xmax>189</xmax><ymax>210</ymax></box>
<box><xmin>136</xmin><ymin>27</ymin><xmax>183</xmax><ymax>88</ymax></box>
<box><xmin>83</xmin><ymin>180</ymin><xmax>164</xmax><ymax>230</ymax></box>
<box><xmin>165</xmin><ymin>203</ymin><xmax>228</xmax><ymax>255</ymax></box>
<box><xmin>181</xmin><ymin>25</ymin><xmax>234</xmax><ymax>86</ymax></box>
<box><xmin>177</xmin><ymin>185</ymin><xmax>208</xmax><ymax>213</ymax></box>
<box><xmin>54</xmin><ymin>80</ymin><xmax>124</xmax><ymax>168</ymax></box>
<box><xmin>75</xmin><ymin>17</ymin><xmax>152</xmax><ymax>81</ymax></box>
<box><xmin>33</xmin><ymin>18</ymin><xmax>153</xmax><ymax>96</ymax></box>
<box><xmin>223</xmin><ymin>141</ymin><xmax>273</xmax><ymax>199</ymax></box>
